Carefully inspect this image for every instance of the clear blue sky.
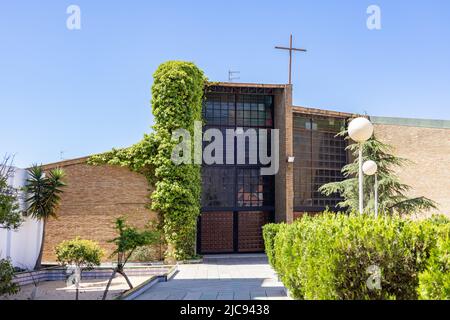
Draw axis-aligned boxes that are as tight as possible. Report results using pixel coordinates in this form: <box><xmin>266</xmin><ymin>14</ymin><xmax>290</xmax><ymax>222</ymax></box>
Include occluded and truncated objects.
<box><xmin>1</xmin><ymin>1</ymin><xmax>449</xmax><ymax>167</ymax></box>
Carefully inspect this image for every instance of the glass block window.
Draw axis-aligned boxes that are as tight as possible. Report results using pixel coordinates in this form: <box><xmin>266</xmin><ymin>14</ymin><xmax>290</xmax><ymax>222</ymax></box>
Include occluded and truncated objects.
<box><xmin>202</xmin><ymin>167</ymin><xmax>235</xmax><ymax>208</ymax></box>
<box><xmin>236</xmin><ymin>95</ymin><xmax>273</xmax><ymax>127</ymax></box>
<box><xmin>203</xmin><ymin>94</ymin><xmax>236</xmax><ymax>126</ymax></box>
<box><xmin>201</xmin><ymin>93</ymin><xmax>275</xmax><ymax>211</ymax></box>
<box><xmin>237</xmin><ymin>168</ymin><xmax>274</xmax><ymax>208</ymax></box>
<box><xmin>293</xmin><ymin>115</ymin><xmax>347</xmax><ymax>211</ymax></box>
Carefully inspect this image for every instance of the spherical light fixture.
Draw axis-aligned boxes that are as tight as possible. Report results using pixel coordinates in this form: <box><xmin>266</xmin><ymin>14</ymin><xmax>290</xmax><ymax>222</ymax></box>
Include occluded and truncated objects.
<box><xmin>363</xmin><ymin>160</ymin><xmax>380</xmax><ymax>218</ymax></box>
<box><xmin>348</xmin><ymin>117</ymin><xmax>374</xmax><ymax>143</ymax></box>
<box><xmin>363</xmin><ymin>160</ymin><xmax>378</xmax><ymax>176</ymax></box>
<box><xmin>347</xmin><ymin>117</ymin><xmax>374</xmax><ymax>215</ymax></box>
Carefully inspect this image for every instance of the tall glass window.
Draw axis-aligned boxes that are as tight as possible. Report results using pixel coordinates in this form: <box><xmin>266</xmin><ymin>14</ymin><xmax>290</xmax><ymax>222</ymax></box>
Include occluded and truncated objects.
<box><xmin>201</xmin><ymin>93</ymin><xmax>275</xmax><ymax>211</ymax></box>
<box><xmin>293</xmin><ymin>114</ymin><xmax>348</xmax><ymax>211</ymax></box>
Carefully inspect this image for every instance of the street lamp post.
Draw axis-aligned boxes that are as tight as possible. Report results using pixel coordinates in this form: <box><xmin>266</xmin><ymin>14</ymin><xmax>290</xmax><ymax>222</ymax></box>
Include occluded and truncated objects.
<box><xmin>348</xmin><ymin>117</ymin><xmax>374</xmax><ymax>215</ymax></box>
<box><xmin>363</xmin><ymin>160</ymin><xmax>379</xmax><ymax>218</ymax></box>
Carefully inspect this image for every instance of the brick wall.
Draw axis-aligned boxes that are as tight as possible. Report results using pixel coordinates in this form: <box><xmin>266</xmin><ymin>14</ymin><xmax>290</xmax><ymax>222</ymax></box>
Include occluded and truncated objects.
<box><xmin>274</xmin><ymin>85</ymin><xmax>294</xmax><ymax>223</ymax></box>
<box><xmin>41</xmin><ymin>159</ymin><xmax>161</xmax><ymax>262</ymax></box>
<box><xmin>374</xmin><ymin>124</ymin><xmax>450</xmax><ymax>217</ymax></box>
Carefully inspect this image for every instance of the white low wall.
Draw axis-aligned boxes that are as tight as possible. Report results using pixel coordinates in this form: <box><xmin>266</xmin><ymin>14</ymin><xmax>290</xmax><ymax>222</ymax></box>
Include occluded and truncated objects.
<box><xmin>0</xmin><ymin>167</ymin><xmax>42</xmax><ymax>270</ymax></box>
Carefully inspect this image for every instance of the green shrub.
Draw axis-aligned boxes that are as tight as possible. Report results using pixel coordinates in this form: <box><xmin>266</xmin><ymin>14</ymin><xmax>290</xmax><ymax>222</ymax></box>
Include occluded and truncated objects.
<box><xmin>55</xmin><ymin>237</ymin><xmax>104</xmax><ymax>270</ymax></box>
<box><xmin>89</xmin><ymin>61</ymin><xmax>206</xmax><ymax>262</ymax></box>
<box><xmin>0</xmin><ymin>258</ymin><xmax>19</xmax><ymax>296</ymax></box>
<box><xmin>418</xmin><ymin>220</ymin><xmax>450</xmax><ymax>300</ymax></box>
<box><xmin>270</xmin><ymin>213</ymin><xmax>438</xmax><ymax>300</ymax></box>
<box><xmin>262</xmin><ymin>223</ymin><xmax>285</xmax><ymax>267</ymax></box>
<box><xmin>129</xmin><ymin>244</ymin><xmax>163</xmax><ymax>262</ymax></box>
<box><xmin>150</xmin><ymin>61</ymin><xmax>206</xmax><ymax>261</ymax></box>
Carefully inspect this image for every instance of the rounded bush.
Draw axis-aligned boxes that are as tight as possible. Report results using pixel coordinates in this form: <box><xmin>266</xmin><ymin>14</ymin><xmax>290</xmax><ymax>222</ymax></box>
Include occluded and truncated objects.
<box><xmin>55</xmin><ymin>237</ymin><xmax>104</xmax><ymax>269</ymax></box>
<box><xmin>267</xmin><ymin>213</ymin><xmax>442</xmax><ymax>300</ymax></box>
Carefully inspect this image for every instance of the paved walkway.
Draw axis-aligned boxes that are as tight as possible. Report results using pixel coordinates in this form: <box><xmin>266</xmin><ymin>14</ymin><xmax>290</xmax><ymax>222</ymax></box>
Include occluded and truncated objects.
<box><xmin>135</xmin><ymin>254</ymin><xmax>290</xmax><ymax>300</ymax></box>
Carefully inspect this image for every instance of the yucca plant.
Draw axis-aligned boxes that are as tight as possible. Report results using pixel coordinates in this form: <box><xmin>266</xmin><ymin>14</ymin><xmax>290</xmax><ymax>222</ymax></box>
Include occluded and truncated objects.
<box><xmin>25</xmin><ymin>165</ymin><xmax>66</xmax><ymax>270</ymax></box>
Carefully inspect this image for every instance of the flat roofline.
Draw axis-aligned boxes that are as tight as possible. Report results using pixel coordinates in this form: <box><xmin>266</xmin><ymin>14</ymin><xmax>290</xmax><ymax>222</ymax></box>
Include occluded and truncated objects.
<box><xmin>39</xmin><ymin>156</ymin><xmax>91</xmax><ymax>170</ymax></box>
<box><xmin>293</xmin><ymin>105</ymin><xmax>357</xmax><ymax>118</ymax></box>
<box><xmin>207</xmin><ymin>81</ymin><xmax>289</xmax><ymax>89</ymax></box>
<box><xmin>371</xmin><ymin>116</ymin><xmax>450</xmax><ymax>129</ymax></box>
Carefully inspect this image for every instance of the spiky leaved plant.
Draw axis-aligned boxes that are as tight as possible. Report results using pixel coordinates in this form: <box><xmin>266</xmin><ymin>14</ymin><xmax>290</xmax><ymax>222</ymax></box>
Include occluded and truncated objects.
<box><xmin>320</xmin><ymin>128</ymin><xmax>437</xmax><ymax>215</ymax></box>
<box><xmin>25</xmin><ymin>165</ymin><xmax>66</xmax><ymax>269</ymax></box>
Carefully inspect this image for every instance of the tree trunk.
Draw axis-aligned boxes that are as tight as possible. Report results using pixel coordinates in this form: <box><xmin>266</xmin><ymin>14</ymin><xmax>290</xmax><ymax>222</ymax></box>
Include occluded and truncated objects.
<box><xmin>75</xmin><ymin>268</ymin><xmax>82</xmax><ymax>300</ymax></box>
<box><xmin>102</xmin><ymin>269</ymin><xmax>117</xmax><ymax>300</ymax></box>
<box><xmin>34</xmin><ymin>218</ymin><xmax>46</xmax><ymax>270</ymax></box>
<box><xmin>118</xmin><ymin>270</ymin><xmax>133</xmax><ymax>290</ymax></box>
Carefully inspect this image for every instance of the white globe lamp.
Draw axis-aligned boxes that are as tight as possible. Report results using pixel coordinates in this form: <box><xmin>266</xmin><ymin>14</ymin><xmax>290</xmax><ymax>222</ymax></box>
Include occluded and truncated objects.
<box><xmin>348</xmin><ymin>117</ymin><xmax>374</xmax><ymax>215</ymax></box>
<box><xmin>363</xmin><ymin>160</ymin><xmax>378</xmax><ymax>176</ymax></box>
<box><xmin>348</xmin><ymin>117</ymin><xmax>374</xmax><ymax>143</ymax></box>
<box><xmin>363</xmin><ymin>160</ymin><xmax>379</xmax><ymax>218</ymax></box>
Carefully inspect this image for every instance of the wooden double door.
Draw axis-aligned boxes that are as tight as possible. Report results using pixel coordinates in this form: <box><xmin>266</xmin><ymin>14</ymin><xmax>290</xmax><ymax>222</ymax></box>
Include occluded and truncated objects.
<box><xmin>197</xmin><ymin>211</ymin><xmax>272</xmax><ymax>254</ymax></box>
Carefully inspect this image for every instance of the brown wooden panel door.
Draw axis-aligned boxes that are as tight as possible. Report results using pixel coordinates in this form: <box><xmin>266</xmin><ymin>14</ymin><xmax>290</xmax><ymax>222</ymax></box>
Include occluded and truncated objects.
<box><xmin>200</xmin><ymin>212</ymin><xmax>234</xmax><ymax>253</ymax></box>
<box><xmin>237</xmin><ymin>211</ymin><xmax>270</xmax><ymax>253</ymax></box>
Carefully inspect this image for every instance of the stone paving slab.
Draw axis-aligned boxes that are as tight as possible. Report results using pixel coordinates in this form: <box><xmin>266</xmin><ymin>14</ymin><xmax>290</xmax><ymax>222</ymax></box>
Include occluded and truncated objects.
<box><xmin>135</xmin><ymin>254</ymin><xmax>290</xmax><ymax>301</ymax></box>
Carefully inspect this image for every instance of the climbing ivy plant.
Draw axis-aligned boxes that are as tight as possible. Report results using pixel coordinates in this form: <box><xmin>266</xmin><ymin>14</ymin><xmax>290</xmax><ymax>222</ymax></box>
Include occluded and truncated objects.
<box><xmin>89</xmin><ymin>61</ymin><xmax>206</xmax><ymax>261</ymax></box>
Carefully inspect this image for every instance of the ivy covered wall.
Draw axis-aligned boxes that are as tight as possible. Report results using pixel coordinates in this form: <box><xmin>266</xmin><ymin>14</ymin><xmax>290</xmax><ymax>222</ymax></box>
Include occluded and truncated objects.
<box><xmin>89</xmin><ymin>61</ymin><xmax>206</xmax><ymax>261</ymax></box>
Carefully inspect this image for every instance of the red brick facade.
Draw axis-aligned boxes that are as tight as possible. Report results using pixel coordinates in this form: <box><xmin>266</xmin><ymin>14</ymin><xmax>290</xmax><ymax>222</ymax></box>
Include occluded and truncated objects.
<box><xmin>41</xmin><ymin>158</ymin><xmax>161</xmax><ymax>262</ymax></box>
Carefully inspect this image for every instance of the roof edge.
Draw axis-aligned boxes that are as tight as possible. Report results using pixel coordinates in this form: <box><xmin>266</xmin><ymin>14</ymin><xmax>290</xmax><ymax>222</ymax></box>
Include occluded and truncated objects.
<box><xmin>206</xmin><ymin>81</ymin><xmax>289</xmax><ymax>89</ymax></box>
<box><xmin>293</xmin><ymin>105</ymin><xmax>357</xmax><ymax>118</ymax></box>
<box><xmin>38</xmin><ymin>156</ymin><xmax>91</xmax><ymax>170</ymax></box>
<box><xmin>370</xmin><ymin>116</ymin><xmax>450</xmax><ymax>129</ymax></box>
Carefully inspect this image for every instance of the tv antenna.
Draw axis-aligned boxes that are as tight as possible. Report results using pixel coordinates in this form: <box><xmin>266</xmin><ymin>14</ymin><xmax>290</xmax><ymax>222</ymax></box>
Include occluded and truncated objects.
<box><xmin>228</xmin><ymin>70</ymin><xmax>240</xmax><ymax>82</ymax></box>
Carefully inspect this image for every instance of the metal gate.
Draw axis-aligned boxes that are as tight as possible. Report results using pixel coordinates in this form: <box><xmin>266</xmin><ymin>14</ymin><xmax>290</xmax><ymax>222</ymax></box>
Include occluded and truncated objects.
<box><xmin>197</xmin><ymin>211</ymin><xmax>272</xmax><ymax>254</ymax></box>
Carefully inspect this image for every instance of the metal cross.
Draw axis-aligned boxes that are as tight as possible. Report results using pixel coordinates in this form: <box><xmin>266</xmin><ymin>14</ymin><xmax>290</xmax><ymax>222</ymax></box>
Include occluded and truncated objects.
<box><xmin>275</xmin><ymin>34</ymin><xmax>307</xmax><ymax>85</ymax></box>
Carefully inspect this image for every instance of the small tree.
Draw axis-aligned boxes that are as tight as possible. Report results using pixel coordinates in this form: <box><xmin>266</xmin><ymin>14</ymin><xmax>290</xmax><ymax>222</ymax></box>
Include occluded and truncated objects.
<box><xmin>320</xmin><ymin>127</ymin><xmax>437</xmax><ymax>215</ymax></box>
<box><xmin>102</xmin><ymin>217</ymin><xmax>160</xmax><ymax>300</ymax></box>
<box><xmin>0</xmin><ymin>155</ymin><xmax>22</xmax><ymax>230</ymax></box>
<box><xmin>25</xmin><ymin>165</ymin><xmax>66</xmax><ymax>269</ymax></box>
<box><xmin>0</xmin><ymin>258</ymin><xmax>19</xmax><ymax>296</ymax></box>
<box><xmin>55</xmin><ymin>237</ymin><xmax>104</xmax><ymax>300</ymax></box>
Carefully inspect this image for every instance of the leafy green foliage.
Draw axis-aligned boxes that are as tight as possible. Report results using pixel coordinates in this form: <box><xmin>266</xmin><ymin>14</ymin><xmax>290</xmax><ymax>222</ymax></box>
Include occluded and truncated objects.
<box><xmin>418</xmin><ymin>218</ymin><xmax>450</xmax><ymax>300</ymax></box>
<box><xmin>269</xmin><ymin>213</ymin><xmax>443</xmax><ymax>300</ymax></box>
<box><xmin>0</xmin><ymin>258</ymin><xmax>19</xmax><ymax>296</ymax></box>
<box><xmin>55</xmin><ymin>237</ymin><xmax>104</xmax><ymax>269</ymax></box>
<box><xmin>262</xmin><ymin>223</ymin><xmax>284</xmax><ymax>267</ymax></box>
<box><xmin>88</xmin><ymin>133</ymin><xmax>158</xmax><ymax>185</ymax></box>
<box><xmin>150</xmin><ymin>61</ymin><xmax>205</xmax><ymax>260</ymax></box>
<box><xmin>0</xmin><ymin>179</ymin><xmax>22</xmax><ymax>230</ymax></box>
<box><xmin>25</xmin><ymin>166</ymin><xmax>66</xmax><ymax>220</ymax></box>
<box><xmin>0</xmin><ymin>156</ymin><xmax>22</xmax><ymax>230</ymax></box>
<box><xmin>89</xmin><ymin>61</ymin><xmax>206</xmax><ymax>261</ymax></box>
<box><xmin>25</xmin><ymin>165</ymin><xmax>66</xmax><ymax>269</ymax></box>
<box><xmin>109</xmin><ymin>217</ymin><xmax>160</xmax><ymax>268</ymax></box>
<box><xmin>320</xmin><ymin>126</ymin><xmax>437</xmax><ymax>215</ymax></box>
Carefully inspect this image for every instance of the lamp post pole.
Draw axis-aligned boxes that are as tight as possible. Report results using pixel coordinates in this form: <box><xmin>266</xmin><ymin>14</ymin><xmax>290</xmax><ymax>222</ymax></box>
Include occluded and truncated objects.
<box><xmin>363</xmin><ymin>160</ymin><xmax>379</xmax><ymax>217</ymax></box>
<box><xmin>348</xmin><ymin>117</ymin><xmax>374</xmax><ymax>215</ymax></box>
<box><xmin>358</xmin><ymin>145</ymin><xmax>364</xmax><ymax>215</ymax></box>
<box><xmin>374</xmin><ymin>174</ymin><xmax>378</xmax><ymax>218</ymax></box>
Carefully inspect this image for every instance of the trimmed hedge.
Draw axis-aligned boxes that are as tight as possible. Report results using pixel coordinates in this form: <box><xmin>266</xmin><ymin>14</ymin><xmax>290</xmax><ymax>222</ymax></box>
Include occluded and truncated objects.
<box><xmin>262</xmin><ymin>223</ymin><xmax>284</xmax><ymax>267</ymax></box>
<box><xmin>263</xmin><ymin>213</ymin><xmax>449</xmax><ymax>300</ymax></box>
<box><xmin>418</xmin><ymin>223</ymin><xmax>450</xmax><ymax>300</ymax></box>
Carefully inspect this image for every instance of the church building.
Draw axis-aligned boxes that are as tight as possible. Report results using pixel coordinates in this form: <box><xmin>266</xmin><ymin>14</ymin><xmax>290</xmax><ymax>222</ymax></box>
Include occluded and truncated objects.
<box><xmin>38</xmin><ymin>82</ymin><xmax>450</xmax><ymax>260</ymax></box>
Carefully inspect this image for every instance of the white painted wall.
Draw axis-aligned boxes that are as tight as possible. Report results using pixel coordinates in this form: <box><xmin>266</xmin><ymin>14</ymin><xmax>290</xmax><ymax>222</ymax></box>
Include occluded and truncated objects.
<box><xmin>0</xmin><ymin>167</ymin><xmax>42</xmax><ymax>270</ymax></box>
